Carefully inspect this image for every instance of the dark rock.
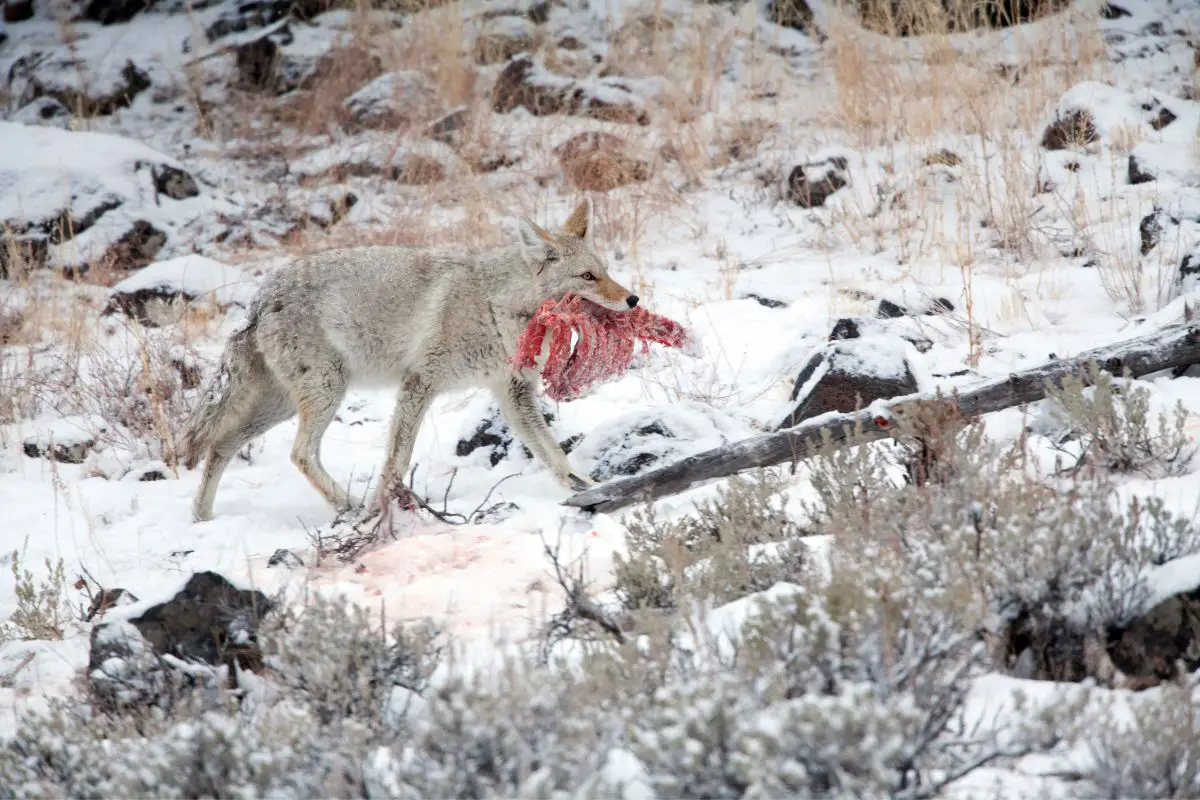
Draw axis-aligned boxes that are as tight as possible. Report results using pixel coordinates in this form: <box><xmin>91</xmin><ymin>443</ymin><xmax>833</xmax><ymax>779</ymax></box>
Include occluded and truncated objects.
<box><xmin>204</xmin><ymin>0</ymin><xmax>333</xmax><ymax>42</ymax></box>
<box><xmin>267</xmin><ymin>548</ymin><xmax>304</xmax><ymax>569</ymax></box>
<box><xmin>776</xmin><ymin>338</ymin><xmax>920</xmax><ymax>430</ymax></box>
<box><xmin>474</xmin><ymin>501</ymin><xmax>521</xmax><ymax>523</ymax></box>
<box><xmin>828</xmin><ymin>315</ymin><xmax>933</xmax><ymax>353</ymax></box>
<box><xmin>472</xmin><ymin>18</ymin><xmax>536</xmax><ymax>65</ymax></box>
<box><xmin>101</xmin><ymin>220</ymin><xmax>167</xmax><ymax>272</ymax></box>
<box><xmin>875</xmin><ymin>297</ymin><xmax>953</xmax><ymax>318</ymax></box>
<box><xmin>85</xmin><ymin>587</ymin><xmax>138</xmax><ymax>622</ymax></box>
<box><xmin>745</xmin><ymin>293</ymin><xmax>787</xmax><ymax>309</ymax></box>
<box><xmin>150</xmin><ymin>163</ymin><xmax>200</xmax><ymax>200</ymax></box>
<box><xmin>3</xmin><ymin>0</ymin><xmax>34</xmax><ymax>22</ymax></box>
<box><xmin>427</xmin><ymin>105</ymin><xmax>470</xmax><ymax>145</ymax></box>
<box><xmin>1179</xmin><ymin>248</ymin><xmax>1200</xmax><ymax>292</ymax></box>
<box><xmin>1041</xmin><ymin>108</ymin><xmax>1098</xmax><ymax>151</ymax></box>
<box><xmin>9</xmin><ymin>96</ymin><xmax>72</xmax><ymax>128</ymax></box>
<box><xmin>234</xmin><ymin>36</ymin><xmax>279</xmax><ymax>91</ymax></box>
<box><xmin>123</xmin><ymin>571</ymin><xmax>272</xmax><ymax>673</ymax></box>
<box><xmin>456</xmin><ymin>401</ymin><xmax>558</xmax><ymax>466</ymax></box>
<box><xmin>588</xmin><ymin>420</ymin><xmax>672</xmax><ymax>481</ymax></box>
<box><xmin>344</xmin><ymin>70</ymin><xmax>438</xmax><ymax>131</ymax></box>
<box><xmin>0</xmin><ymin>235</ymin><xmax>48</xmax><ymax>278</ymax></box>
<box><xmin>308</xmin><ymin>190</ymin><xmax>358</xmax><ymax>228</ymax></box>
<box><xmin>16</xmin><ymin>58</ymin><xmax>151</xmax><ymax>117</ymax></box>
<box><xmin>1139</xmin><ymin>208</ymin><xmax>1173</xmax><ymax>255</ymax></box>
<box><xmin>767</xmin><ymin>0</ymin><xmax>812</xmax><ymax>31</ymax></box>
<box><xmin>829</xmin><ymin>317</ymin><xmax>862</xmax><ymax>340</ymax></box>
<box><xmin>1128</xmin><ymin>154</ymin><xmax>1156</xmax><ymax>185</ymax></box>
<box><xmin>785</xmin><ymin>156</ymin><xmax>848</xmax><ymax>208</ymax></box>
<box><xmin>23</xmin><ymin>436</ymin><xmax>94</xmax><ymax>464</ymax></box>
<box><xmin>1148</xmin><ymin>105</ymin><xmax>1177</xmax><ymax>130</ymax></box>
<box><xmin>1106</xmin><ymin>588</ymin><xmax>1200</xmax><ymax>689</ymax></box>
<box><xmin>997</xmin><ymin>582</ymin><xmax>1200</xmax><ymax>690</ymax></box>
<box><xmin>1099</xmin><ymin>2</ymin><xmax>1129</xmax><ymax>18</ymax></box>
<box><xmin>526</xmin><ymin>0</ymin><xmax>549</xmax><ymax>23</ymax></box>
<box><xmin>81</xmin><ymin>0</ymin><xmax>149</xmax><ymax>24</ymax></box>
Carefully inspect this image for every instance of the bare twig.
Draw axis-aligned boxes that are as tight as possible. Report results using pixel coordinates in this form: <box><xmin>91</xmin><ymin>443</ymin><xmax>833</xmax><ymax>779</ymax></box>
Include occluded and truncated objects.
<box><xmin>539</xmin><ymin>533</ymin><xmax>626</xmax><ymax>665</ymax></box>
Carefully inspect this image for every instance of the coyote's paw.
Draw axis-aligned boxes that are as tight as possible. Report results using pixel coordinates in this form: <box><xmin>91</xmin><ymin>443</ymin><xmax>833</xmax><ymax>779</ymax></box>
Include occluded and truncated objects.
<box><xmin>563</xmin><ymin>472</ymin><xmax>597</xmax><ymax>492</ymax></box>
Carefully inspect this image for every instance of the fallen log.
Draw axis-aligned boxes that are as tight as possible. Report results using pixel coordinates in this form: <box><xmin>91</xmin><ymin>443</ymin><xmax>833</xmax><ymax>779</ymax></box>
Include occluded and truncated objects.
<box><xmin>563</xmin><ymin>323</ymin><xmax>1200</xmax><ymax>514</ymax></box>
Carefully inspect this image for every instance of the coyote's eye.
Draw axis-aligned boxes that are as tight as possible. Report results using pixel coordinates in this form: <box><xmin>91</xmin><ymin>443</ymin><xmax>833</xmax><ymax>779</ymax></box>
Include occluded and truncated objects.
<box><xmin>581</xmin><ymin>271</ymin><xmax>595</xmax><ymax>281</ymax></box>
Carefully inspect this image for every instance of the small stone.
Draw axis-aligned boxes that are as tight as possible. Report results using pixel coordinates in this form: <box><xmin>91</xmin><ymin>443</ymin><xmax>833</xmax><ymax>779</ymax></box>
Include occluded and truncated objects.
<box><xmin>267</xmin><ymin>549</ymin><xmax>304</xmax><ymax>569</ymax></box>
<box><xmin>785</xmin><ymin>156</ymin><xmax>848</xmax><ymax>208</ymax></box>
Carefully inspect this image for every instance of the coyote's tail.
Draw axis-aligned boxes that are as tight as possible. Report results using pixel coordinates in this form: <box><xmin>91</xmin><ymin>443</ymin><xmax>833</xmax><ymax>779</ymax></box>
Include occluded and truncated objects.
<box><xmin>179</xmin><ymin>302</ymin><xmax>262</xmax><ymax>469</ymax></box>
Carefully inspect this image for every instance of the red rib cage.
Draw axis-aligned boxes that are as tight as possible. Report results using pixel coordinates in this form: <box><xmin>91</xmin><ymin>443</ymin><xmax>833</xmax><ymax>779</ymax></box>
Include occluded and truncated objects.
<box><xmin>511</xmin><ymin>295</ymin><xmax>690</xmax><ymax>402</ymax></box>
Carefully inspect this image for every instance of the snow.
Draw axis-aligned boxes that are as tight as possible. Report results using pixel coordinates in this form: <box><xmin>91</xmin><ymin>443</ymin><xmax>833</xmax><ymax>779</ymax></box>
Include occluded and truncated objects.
<box><xmin>3</xmin><ymin>0</ymin><xmax>1200</xmax><ymax>792</ymax></box>
<box><xmin>107</xmin><ymin>254</ymin><xmax>257</xmax><ymax>309</ymax></box>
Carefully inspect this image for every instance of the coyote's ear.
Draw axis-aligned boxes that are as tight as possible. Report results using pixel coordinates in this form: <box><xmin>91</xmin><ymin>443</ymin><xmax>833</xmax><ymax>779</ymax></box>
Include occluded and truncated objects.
<box><xmin>561</xmin><ymin>197</ymin><xmax>593</xmax><ymax>243</ymax></box>
<box><xmin>516</xmin><ymin>217</ymin><xmax>558</xmax><ymax>271</ymax></box>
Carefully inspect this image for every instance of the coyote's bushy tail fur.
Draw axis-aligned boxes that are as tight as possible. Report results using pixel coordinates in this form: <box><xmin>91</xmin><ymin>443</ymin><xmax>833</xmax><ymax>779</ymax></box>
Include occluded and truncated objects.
<box><xmin>179</xmin><ymin>303</ymin><xmax>262</xmax><ymax>469</ymax></box>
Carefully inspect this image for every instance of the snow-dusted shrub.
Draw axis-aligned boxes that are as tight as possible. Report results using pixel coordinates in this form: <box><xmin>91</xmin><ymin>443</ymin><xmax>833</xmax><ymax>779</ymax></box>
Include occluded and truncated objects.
<box><xmin>801</xmin><ymin>409</ymin><xmax>1200</xmax><ymax>681</ymax></box>
<box><xmin>1044</xmin><ymin>366</ymin><xmax>1194</xmax><ymax>478</ymax></box>
<box><xmin>389</xmin><ymin>664</ymin><xmax>623</xmax><ymax>797</ymax></box>
<box><xmin>260</xmin><ymin>591</ymin><xmax>445</xmax><ymax>730</ymax></box>
<box><xmin>1</xmin><ymin>549</ymin><xmax>72</xmax><ymax>642</ymax></box>
<box><xmin>18</xmin><ymin>321</ymin><xmax>208</xmax><ymax>468</ymax></box>
<box><xmin>0</xmin><ymin>696</ymin><xmax>375</xmax><ymax>799</ymax></box>
<box><xmin>612</xmin><ymin>469</ymin><xmax>806</xmax><ymax>612</ymax></box>
<box><xmin>1079</xmin><ymin>679</ymin><xmax>1200</xmax><ymax>798</ymax></box>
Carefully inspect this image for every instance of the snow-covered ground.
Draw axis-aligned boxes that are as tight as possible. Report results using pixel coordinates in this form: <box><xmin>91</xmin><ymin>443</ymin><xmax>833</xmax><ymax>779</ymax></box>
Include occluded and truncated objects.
<box><xmin>4</xmin><ymin>0</ymin><xmax>1200</xmax><ymax>792</ymax></box>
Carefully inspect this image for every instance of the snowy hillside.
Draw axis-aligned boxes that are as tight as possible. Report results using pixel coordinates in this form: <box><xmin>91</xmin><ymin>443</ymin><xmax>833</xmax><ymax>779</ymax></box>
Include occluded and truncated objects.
<box><xmin>4</xmin><ymin>0</ymin><xmax>1200</xmax><ymax>794</ymax></box>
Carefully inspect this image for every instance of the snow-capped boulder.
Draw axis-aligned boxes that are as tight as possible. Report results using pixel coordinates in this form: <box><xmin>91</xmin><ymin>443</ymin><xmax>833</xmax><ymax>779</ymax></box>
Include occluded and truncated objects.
<box><xmin>292</xmin><ymin>136</ymin><xmax>462</xmax><ymax>184</ymax></box>
<box><xmin>471</xmin><ymin>15</ymin><xmax>537</xmax><ymax>64</ymax></box>
<box><xmin>7</xmin><ymin>49</ymin><xmax>150</xmax><ymax>117</ymax></box>
<box><xmin>7</xmin><ymin>96</ymin><xmax>72</xmax><ymax>129</ymax></box>
<box><xmin>491</xmin><ymin>56</ymin><xmax>651</xmax><ymax>126</ymax></box>
<box><xmin>454</xmin><ymin>395</ymin><xmax>567</xmax><ymax>468</ymax></box>
<box><xmin>0</xmin><ymin>122</ymin><xmax>215</xmax><ymax>275</ymax></box>
<box><xmin>785</xmin><ymin>155</ymin><xmax>849</xmax><ymax>208</ymax></box>
<box><xmin>775</xmin><ymin>337</ymin><xmax>922</xmax><ymax>430</ymax></box>
<box><xmin>104</xmin><ymin>255</ymin><xmax>257</xmax><ymax>326</ymax></box>
<box><xmin>344</xmin><ymin>70</ymin><xmax>439</xmax><ymax>130</ymax></box>
<box><xmin>1041</xmin><ymin>82</ymin><xmax>1191</xmax><ymax>152</ymax></box>
<box><xmin>88</xmin><ymin>571</ymin><xmax>272</xmax><ymax>711</ymax></box>
<box><xmin>572</xmin><ymin>403</ymin><xmax>755</xmax><ymax>482</ymax></box>
<box><xmin>21</xmin><ymin>414</ymin><xmax>105</xmax><ymax>464</ymax></box>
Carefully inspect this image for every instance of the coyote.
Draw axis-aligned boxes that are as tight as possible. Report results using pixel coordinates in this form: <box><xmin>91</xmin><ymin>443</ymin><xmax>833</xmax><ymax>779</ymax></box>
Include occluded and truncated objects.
<box><xmin>181</xmin><ymin>199</ymin><xmax>638</xmax><ymax>522</ymax></box>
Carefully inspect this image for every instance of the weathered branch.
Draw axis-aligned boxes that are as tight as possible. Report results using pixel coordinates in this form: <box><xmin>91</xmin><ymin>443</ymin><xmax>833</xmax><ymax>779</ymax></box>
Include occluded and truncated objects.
<box><xmin>564</xmin><ymin>323</ymin><xmax>1200</xmax><ymax>514</ymax></box>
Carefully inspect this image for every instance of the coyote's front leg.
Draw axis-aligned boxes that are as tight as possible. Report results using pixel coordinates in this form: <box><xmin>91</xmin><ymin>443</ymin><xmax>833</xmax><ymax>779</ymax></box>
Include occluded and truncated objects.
<box><xmin>371</xmin><ymin>371</ymin><xmax>438</xmax><ymax>511</ymax></box>
<box><xmin>494</xmin><ymin>375</ymin><xmax>595</xmax><ymax>491</ymax></box>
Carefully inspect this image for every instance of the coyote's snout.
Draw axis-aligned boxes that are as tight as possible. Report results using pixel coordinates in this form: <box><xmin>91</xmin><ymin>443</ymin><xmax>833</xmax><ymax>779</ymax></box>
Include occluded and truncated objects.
<box><xmin>181</xmin><ymin>199</ymin><xmax>634</xmax><ymax>522</ymax></box>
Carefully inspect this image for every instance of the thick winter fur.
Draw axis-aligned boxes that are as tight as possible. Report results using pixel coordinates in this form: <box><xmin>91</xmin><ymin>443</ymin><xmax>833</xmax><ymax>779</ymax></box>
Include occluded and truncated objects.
<box><xmin>181</xmin><ymin>199</ymin><xmax>638</xmax><ymax>522</ymax></box>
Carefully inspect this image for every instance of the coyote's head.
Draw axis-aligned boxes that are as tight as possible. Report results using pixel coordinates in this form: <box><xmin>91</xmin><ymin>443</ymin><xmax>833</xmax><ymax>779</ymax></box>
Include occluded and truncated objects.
<box><xmin>516</xmin><ymin>198</ymin><xmax>638</xmax><ymax>312</ymax></box>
